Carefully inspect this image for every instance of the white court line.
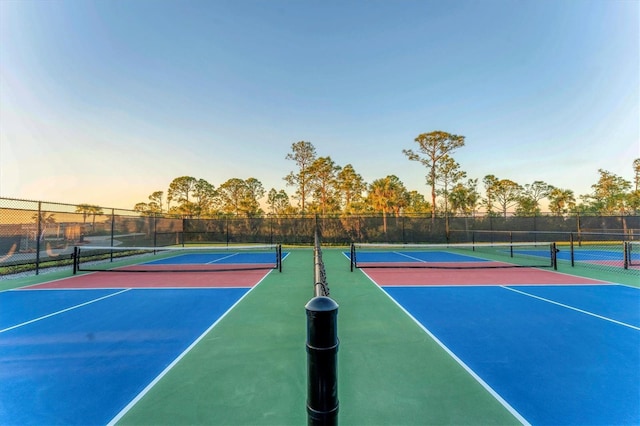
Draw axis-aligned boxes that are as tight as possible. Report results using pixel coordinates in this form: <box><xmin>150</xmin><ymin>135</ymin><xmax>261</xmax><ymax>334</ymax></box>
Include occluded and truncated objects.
<box><xmin>386</xmin><ymin>250</ymin><xmax>491</xmax><ymax>264</ymax></box>
<box><xmin>394</xmin><ymin>251</ymin><xmax>428</xmax><ymax>262</ymax></box>
<box><xmin>107</xmin><ymin>269</ymin><xmax>274</xmax><ymax>425</ymax></box>
<box><xmin>0</xmin><ymin>289</ymin><xmax>131</xmax><ymax>333</ymax></box>
<box><xmin>502</xmin><ymin>286</ymin><xmax>640</xmax><ymax>331</ymax></box>
<box><xmin>206</xmin><ymin>252</ymin><xmax>239</xmax><ymax>264</ymax></box>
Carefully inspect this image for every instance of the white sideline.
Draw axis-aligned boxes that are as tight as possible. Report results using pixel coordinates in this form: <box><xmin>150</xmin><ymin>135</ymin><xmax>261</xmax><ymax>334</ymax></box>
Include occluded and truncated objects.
<box><xmin>359</xmin><ymin>269</ymin><xmax>531</xmax><ymax>426</ymax></box>
<box><xmin>0</xmin><ymin>289</ymin><xmax>130</xmax><ymax>333</ymax></box>
<box><xmin>106</xmin><ymin>270</ymin><xmax>274</xmax><ymax>425</ymax></box>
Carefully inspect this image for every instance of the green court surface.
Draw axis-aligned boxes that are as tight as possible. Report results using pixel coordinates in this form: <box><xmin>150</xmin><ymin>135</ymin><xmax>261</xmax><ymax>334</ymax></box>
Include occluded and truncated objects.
<box><xmin>115</xmin><ymin>249</ymin><xmax>519</xmax><ymax>425</ymax></box>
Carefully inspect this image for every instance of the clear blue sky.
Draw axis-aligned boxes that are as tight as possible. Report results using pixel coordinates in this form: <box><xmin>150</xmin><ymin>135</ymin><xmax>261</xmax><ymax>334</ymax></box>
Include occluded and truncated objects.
<box><xmin>1</xmin><ymin>0</ymin><xmax>638</xmax><ymax>210</ymax></box>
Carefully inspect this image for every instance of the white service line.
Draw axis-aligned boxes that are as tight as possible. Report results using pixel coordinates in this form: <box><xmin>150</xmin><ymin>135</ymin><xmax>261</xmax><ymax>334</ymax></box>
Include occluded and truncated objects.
<box><xmin>395</xmin><ymin>251</ymin><xmax>427</xmax><ymax>262</ymax></box>
<box><xmin>502</xmin><ymin>286</ymin><xmax>640</xmax><ymax>331</ymax></box>
<box><xmin>206</xmin><ymin>252</ymin><xmax>239</xmax><ymax>264</ymax></box>
<box><xmin>0</xmin><ymin>289</ymin><xmax>131</xmax><ymax>333</ymax></box>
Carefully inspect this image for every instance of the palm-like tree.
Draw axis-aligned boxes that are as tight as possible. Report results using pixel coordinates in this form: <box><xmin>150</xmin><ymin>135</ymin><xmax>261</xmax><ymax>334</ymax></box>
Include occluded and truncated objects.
<box><xmin>368</xmin><ymin>175</ymin><xmax>407</xmax><ymax>233</ymax></box>
<box><xmin>76</xmin><ymin>204</ymin><xmax>104</xmax><ymax>228</ymax></box>
<box><xmin>31</xmin><ymin>211</ymin><xmax>56</xmax><ymax>241</ymax></box>
<box><xmin>548</xmin><ymin>188</ymin><xmax>576</xmax><ymax>216</ymax></box>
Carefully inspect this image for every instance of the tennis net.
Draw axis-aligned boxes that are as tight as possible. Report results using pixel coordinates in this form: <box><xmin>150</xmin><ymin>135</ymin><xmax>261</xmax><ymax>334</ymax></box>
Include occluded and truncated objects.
<box><xmin>349</xmin><ymin>242</ymin><xmax>556</xmax><ymax>270</ymax></box>
<box><xmin>73</xmin><ymin>244</ymin><xmax>282</xmax><ymax>274</ymax></box>
<box><xmin>313</xmin><ymin>227</ymin><xmax>330</xmax><ymax>297</ymax></box>
<box><xmin>626</xmin><ymin>241</ymin><xmax>639</xmax><ymax>268</ymax></box>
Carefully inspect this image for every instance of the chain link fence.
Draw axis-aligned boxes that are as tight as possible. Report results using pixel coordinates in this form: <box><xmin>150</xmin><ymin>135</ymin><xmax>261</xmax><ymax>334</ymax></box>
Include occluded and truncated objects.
<box><xmin>1</xmin><ymin>197</ymin><xmax>638</xmax><ymax>275</ymax></box>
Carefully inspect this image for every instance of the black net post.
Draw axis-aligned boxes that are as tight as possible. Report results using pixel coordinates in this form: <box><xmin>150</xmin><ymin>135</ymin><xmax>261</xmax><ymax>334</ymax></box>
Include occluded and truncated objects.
<box><xmin>72</xmin><ymin>246</ymin><xmax>78</xmax><ymax>275</ymax></box>
<box><xmin>551</xmin><ymin>242</ymin><xmax>558</xmax><ymax>270</ymax></box>
<box><xmin>306</xmin><ymin>296</ymin><xmax>339</xmax><ymax>426</ymax></box>
<box><xmin>509</xmin><ymin>232</ymin><xmax>514</xmax><ymax>258</ymax></box>
<box><xmin>349</xmin><ymin>244</ymin><xmax>355</xmax><ymax>272</ymax></box>
<box><xmin>182</xmin><ymin>218</ymin><xmax>187</xmax><ymax>247</ymax></box>
<box><xmin>570</xmin><ymin>233</ymin><xmax>575</xmax><ymax>267</ymax></box>
<box><xmin>153</xmin><ymin>214</ymin><xmax>157</xmax><ymax>249</ymax></box>
<box><xmin>623</xmin><ymin>242</ymin><xmax>629</xmax><ymax>270</ymax></box>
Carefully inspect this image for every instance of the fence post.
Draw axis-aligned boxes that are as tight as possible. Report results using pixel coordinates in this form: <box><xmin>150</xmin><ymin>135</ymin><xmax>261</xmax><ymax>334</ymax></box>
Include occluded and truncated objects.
<box><xmin>306</xmin><ymin>296</ymin><xmax>339</xmax><ymax>426</ymax></box>
<box><xmin>110</xmin><ymin>209</ymin><xmax>115</xmax><ymax>262</ymax></box>
<box><xmin>35</xmin><ymin>201</ymin><xmax>42</xmax><ymax>275</ymax></box>
<box><xmin>226</xmin><ymin>218</ymin><xmax>229</xmax><ymax>246</ymax></box>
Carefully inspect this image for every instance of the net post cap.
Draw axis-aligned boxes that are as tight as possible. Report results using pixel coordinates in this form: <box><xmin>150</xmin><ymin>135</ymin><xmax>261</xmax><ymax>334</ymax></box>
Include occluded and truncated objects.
<box><xmin>305</xmin><ymin>296</ymin><xmax>338</xmax><ymax>312</ymax></box>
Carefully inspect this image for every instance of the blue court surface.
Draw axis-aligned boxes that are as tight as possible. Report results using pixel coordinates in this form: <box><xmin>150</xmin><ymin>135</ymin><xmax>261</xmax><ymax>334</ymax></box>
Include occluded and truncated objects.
<box><xmin>356</xmin><ymin>248</ymin><xmax>636</xmax><ymax>264</ymax></box>
<box><xmin>354</xmin><ymin>251</ymin><xmax>490</xmax><ymax>263</ymax></box>
<box><xmin>145</xmin><ymin>252</ymin><xmax>280</xmax><ymax>265</ymax></box>
<box><xmin>519</xmin><ymin>248</ymin><xmax>635</xmax><ymax>262</ymax></box>
<box><xmin>382</xmin><ymin>284</ymin><xmax>640</xmax><ymax>425</ymax></box>
<box><xmin>0</xmin><ymin>287</ymin><xmax>249</xmax><ymax>425</ymax></box>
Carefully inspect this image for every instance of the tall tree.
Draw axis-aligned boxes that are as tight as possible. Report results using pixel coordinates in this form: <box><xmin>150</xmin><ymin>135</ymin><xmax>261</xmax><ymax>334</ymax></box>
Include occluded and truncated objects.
<box><xmin>634</xmin><ymin>158</ymin><xmax>640</xmax><ymax>192</ymax></box>
<box><xmin>267</xmin><ymin>189</ymin><xmax>292</xmax><ymax>215</ymax></box>
<box><xmin>484</xmin><ymin>176</ymin><xmax>522</xmax><ymax>217</ymax></box>
<box><xmin>336</xmin><ymin>164</ymin><xmax>366</xmax><ymax>213</ymax></box>
<box><xmin>403</xmin><ymin>131</ymin><xmax>465</xmax><ymax>222</ymax></box>
<box><xmin>167</xmin><ymin>176</ymin><xmax>198</xmax><ymax>211</ymax></box>
<box><xmin>133</xmin><ymin>192</ymin><xmax>164</xmax><ymax>216</ymax></box>
<box><xmin>242</xmin><ymin>177</ymin><xmax>266</xmax><ymax>217</ymax></box>
<box><xmin>148</xmin><ymin>191</ymin><xmax>164</xmax><ymax>213</ymax></box>
<box><xmin>218</xmin><ymin>178</ymin><xmax>265</xmax><ymax>217</ymax></box>
<box><xmin>218</xmin><ymin>178</ymin><xmax>248</xmax><ymax>216</ymax></box>
<box><xmin>482</xmin><ymin>174</ymin><xmax>500</xmax><ymax>214</ymax></box>
<box><xmin>133</xmin><ymin>202</ymin><xmax>153</xmax><ymax>215</ymax></box>
<box><xmin>516</xmin><ymin>181</ymin><xmax>551</xmax><ymax>216</ymax></box>
<box><xmin>193</xmin><ymin>179</ymin><xmax>217</xmax><ymax>217</ymax></box>
<box><xmin>435</xmin><ymin>156</ymin><xmax>467</xmax><ymax>218</ymax></box>
<box><xmin>449</xmin><ymin>178</ymin><xmax>479</xmax><ymax>216</ymax></box>
<box><xmin>169</xmin><ymin>201</ymin><xmax>198</xmax><ymax>218</ymax></box>
<box><xmin>308</xmin><ymin>156</ymin><xmax>341</xmax><ymax>216</ymax></box>
<box><xmin>585</xmin><ymin>169</ymin><xmax>631</xmax><ymax>215</ymax></box>
<box><xmin>403</xmin><ymin>190</ymin><xmax>431</xmax><ymax>214</ymax></box>
<box><xmin>630</xmin><ymin>158</ymin><xmax>640</xmax><ymax>214</ymax></box>
<box><xmin>284</xmin><ymin>141</ymin><xmax>317</xmax><ymax>214</ymax></box>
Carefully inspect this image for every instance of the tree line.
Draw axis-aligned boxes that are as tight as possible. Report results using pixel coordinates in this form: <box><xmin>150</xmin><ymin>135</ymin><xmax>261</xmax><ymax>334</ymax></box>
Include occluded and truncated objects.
<box><xmin>129</xmin><ymin>131</ymin><xmax>639</xmax><ymax>219</ymax></box>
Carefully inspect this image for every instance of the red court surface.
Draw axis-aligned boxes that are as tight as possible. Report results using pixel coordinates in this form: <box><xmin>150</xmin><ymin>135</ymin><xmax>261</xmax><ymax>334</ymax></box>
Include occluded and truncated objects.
<box><xmin>24</xmin><ymin>269</ymin><xmax>270</xmax><ymax>289</ymax></box>
<box><xmin>364</xmin><ymin>266</ymin><xmax>607</xmax><ymax>286</ymax></box>
<box><xmin>590</xmin><ymin>260</ymin><xmax>640</xmax><ymax>269</ymax></box>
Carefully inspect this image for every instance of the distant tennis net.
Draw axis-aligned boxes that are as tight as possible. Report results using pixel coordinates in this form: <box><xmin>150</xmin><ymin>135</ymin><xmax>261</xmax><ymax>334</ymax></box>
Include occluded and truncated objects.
<box><xmin>349</xmin><ymin>242</ymin><xmax>557</xmax><ymax>270</ymax></box>
<box><xmin>73</xmin><ymin>244</ymin><xmax>283</xmax><ymax>274</ymax></box>
<box><xmin>625</xmin><ymin>241</ymin><xmax>639</xmax><ymax>269</ymax></box>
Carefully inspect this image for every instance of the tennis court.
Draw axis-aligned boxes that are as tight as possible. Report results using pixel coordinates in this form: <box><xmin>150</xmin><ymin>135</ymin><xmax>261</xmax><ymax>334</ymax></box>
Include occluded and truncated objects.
<box><xmin>0</xmin><ymin>245</ymin><xmax>286</xmax><ymax>425</ymax></box>
<box><xmin>1</xmin><ymin>243</ymin><xmax>638</xmax><ymax>425</ymax></box>
<box><xmin>349</xmin><ymin>243</ymin><xmax>640</xmax><ymax>425</ymax></box>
